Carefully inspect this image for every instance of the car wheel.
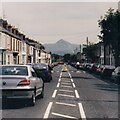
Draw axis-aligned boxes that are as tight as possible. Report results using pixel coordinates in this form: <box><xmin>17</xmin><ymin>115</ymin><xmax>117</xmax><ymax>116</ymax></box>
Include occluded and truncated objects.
<box><xmin>29</xmin><ymin>93</ymin><xmax>36</xmax><ymax>106</ymax></box>
<box><xmin>40</xmin><ymin>85</ymin><xmax>44</xmax><ymax>98</ymax></box>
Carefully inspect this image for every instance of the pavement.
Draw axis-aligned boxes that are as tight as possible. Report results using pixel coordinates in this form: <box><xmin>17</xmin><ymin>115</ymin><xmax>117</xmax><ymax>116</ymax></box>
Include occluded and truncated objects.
<box><xmin>1</xmin><ymin>65</ymin><xmax>119</xmax><ymax>119</ymax></box>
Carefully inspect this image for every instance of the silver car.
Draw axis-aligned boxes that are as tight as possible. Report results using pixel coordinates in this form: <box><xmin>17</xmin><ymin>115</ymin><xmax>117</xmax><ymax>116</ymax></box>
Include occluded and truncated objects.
<box><xmin>0</xmin><ymin>65</ymin><xmax>44</xmax><ymax>106</ymax></box>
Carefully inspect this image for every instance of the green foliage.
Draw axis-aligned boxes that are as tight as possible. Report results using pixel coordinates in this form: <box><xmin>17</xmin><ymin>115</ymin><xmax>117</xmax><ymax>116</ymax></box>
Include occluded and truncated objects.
<box><xmin>98</xmin><ymin>8</ymin><xmax>120</xmax><ymax>66</ymax></box>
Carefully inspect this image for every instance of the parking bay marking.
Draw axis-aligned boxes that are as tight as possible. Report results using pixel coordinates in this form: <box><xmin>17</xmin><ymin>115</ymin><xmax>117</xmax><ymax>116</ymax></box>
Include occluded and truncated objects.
<box><xmin>52</xmin><ymin>112</ymin><xmax>77</xmax><ymax>119</ymax></box>
<box><xmin>43</xmin><ymin>102</ymin><xmax>53</xmax><ymax>119</ymax></box>
<box><xmin>56</xmin><ymin>102</ymin><xmax>76</xmax><ymax>107</ymax></box>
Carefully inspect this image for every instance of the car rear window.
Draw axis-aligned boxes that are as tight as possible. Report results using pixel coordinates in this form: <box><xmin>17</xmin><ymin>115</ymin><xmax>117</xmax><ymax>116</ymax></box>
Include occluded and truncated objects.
<box><xmin>33</xmin><ymin>64</ymin><xmax>48</xmax><ymax>70</ymax></box>
<box><xmin>0</xmin><ymin>66</ymin><xmax>28</xmax><ymax>76</ymax></box>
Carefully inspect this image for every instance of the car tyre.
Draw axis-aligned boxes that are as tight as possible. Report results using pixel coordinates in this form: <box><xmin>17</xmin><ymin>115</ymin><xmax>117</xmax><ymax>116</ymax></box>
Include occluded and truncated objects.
<box><xmin>39</xmin><ymin>85</ymin><xmax>44</xmax><ymax>98</ymax></box>
<box><xmin>29</xmin><ymin>93</ymin><xmax>36</xmax><ymax>106</ymax></box>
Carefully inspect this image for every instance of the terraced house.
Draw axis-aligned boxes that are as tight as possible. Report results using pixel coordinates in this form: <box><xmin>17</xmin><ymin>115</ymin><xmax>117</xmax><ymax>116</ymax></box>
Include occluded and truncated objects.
<box><xmin>0</xmin><ymin>19</ymin><xmax>51</xmax><ymax>65</ymax></box>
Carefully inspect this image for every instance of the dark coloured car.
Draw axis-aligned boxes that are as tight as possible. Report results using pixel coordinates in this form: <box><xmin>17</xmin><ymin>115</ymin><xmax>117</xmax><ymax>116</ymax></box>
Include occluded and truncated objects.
<box><xmin>32</xmin><ymin>63</ymin><xmax>52</xmax><ymax>82</ymax></box>
<box><xmin>101</xmin><ymin>65</ymin><xmax>115</xmax><ymax>78</ymax></box>
<box><xmin>111</xmin><ymin>66</ymin><xmax>120</xmax><ymax>84</ymax></box>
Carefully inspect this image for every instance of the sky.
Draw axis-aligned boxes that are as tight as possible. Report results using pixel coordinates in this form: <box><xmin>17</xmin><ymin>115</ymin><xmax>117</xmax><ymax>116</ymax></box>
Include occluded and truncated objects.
<box><xmin>1</xmin><ymin>1</ymin><xmax>119</xmax><ymax>45</ymax></box>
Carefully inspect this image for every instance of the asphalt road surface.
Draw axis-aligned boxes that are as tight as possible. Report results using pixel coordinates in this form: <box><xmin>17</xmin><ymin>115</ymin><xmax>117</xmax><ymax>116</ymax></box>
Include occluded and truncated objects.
<box><xmin>1</xmin><ymin>65</ymin><xmax>119</xmax><ymax>119</ymax></box>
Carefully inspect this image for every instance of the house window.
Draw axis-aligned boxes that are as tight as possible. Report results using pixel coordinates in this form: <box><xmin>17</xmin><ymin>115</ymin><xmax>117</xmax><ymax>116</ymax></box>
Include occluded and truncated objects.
<box><xmin>8</xmin><ymin>55</ymin><xmax>10</xmax><ymax>64</ymax></box>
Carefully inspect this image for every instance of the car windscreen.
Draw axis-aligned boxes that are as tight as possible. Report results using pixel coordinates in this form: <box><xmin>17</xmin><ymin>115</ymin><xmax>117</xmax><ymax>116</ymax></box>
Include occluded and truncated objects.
<box><xmin>0</xmin><ymin>66</ymin><xmax>28</xmax><ymax>76</ymax></box>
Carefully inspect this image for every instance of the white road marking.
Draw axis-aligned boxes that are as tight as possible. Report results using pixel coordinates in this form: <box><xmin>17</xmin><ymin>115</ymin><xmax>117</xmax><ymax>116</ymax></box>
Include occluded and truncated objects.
<box><xmin>68</xmin><ymin>72</ymin><xmax>72</xmax><ymax>78</ymax></box>
<box><xmin>61</xmin><ymin>82</ymin><xmax>71</xmax><ymax>85</ymax></box>
<box><xmin>71</xmin><ymin>71</ymin><xmax>74</xmax><ymax>72</ymax></box>
<box><xmin>52</xmin><ymin>112</ymin><xmax>77</xmax><ymax>119</ymax></box>
<box><xmin>76</xmin><ymin>71</ymin><xmax>81</xmax><ymax>73</ymax></box>
<box><xmin>58</xmin><ymin>78</ymin><xmax>61</xmax><ymax>82</ymax></box>
<box><xmin>83</xmin><ymin>71</ymin><xmax>86</xmax><ymax>73</ymax></box>
<box><xmin>52</xmin><ymin>89</ymin><xmax>57</xmax><ymax>98</ymax></box>
<box><xmin>57</xmin><ymin>71</ymin><xmax>59</xmax><ymax>72</ymax></box>
<box><xmin>57</xmin><ymin>83</ymin><xmax>60</xmax><ymax>88</ymax></box>
<box><xmin>78</xmin><ymin>103</ymin><xmax>86</xmax><ymax>119</ymax></box>
<box><xmin>61</xmin><ymin>80</ymin><xmax>71</xmax><ymax>83</ymax></box>
<box><xmin>60</xmin><ymin>72</ymin><xmax>62</xmax><ymax>76</ymax></box>
<box><xmin>59</xmin><ymin>89</ymin><xmax>73</xmax><ymax>93</ymax></box>
<box><xmin>56</xmin><ymin>102</ymin><xmax>76</xmax><ymax>107</ymax></box>
<box><xmin>58</xmin><ymin>94</ymin><xmax>75</xmax><ymax>98</ymax></box>
<box><xmin>71</xmin><ymin>79</ymin><xmax>73</xmax><ymax>82</ymax></box>
<box><xmin>60</xmin><ymin>85</ymin><xmax>72</xmax><ymax>88</ymax></box>
<box><xmin>72</xmin><ymin>83</ymin><xmax>76</xmax><ymax>88</ymax></box>
<box><xmin>75</xmin><ymin>90</ymin><xmax>80</xmax><ymax>98</ymax></box>
<box><xmin>43</xmin><ymin>102</ymin><xmax>53</xmax><ymax>119</ymax></box>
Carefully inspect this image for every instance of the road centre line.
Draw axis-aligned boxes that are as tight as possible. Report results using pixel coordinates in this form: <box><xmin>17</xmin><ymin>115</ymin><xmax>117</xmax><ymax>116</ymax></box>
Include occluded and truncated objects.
<box><xmin>58</xmin><ymin>78</ymin><xmax>61</xmax><ymax>82</ymax></box>
<box><xmin>83</xmin><ymin>71</ymin><xmax>86</xmax><ymax>73</ymax></box>
<box><xmin>52</xmin><ymin>112</ymin><xmax>77</xmax><ymax>119</ymax></box>
<box><xmin>56</xmin><ymin>102</ymin><xmax>76</xmax><ymax>107</ymax></box>
<box><xmin>52</xmin><ymin>89</ymin><xmax>57</xmax><ymax>98</ymax></box>
<box><xmin>75</xmin><ymin>90</ymin><xmax>80</xmax><ymax>98</ymax></box>
<box><xmin>60</xmin><ymin>72</ymin><xmax>62</xmax><ymax>77</ymax></box>
<box><xmin>43</xmin><ymin>102</ymin><xmax>53</xmax><ymax>119</ymax></box>
<box><xmin>58</xmin><ymin>94</ymin><xmax>75</xmax><ymax>98</ymax></box>
<box><xmin>57</xmin><ymin>83</ymin><xmax>60</xmax><ymax>88</ymax></box>
<box><xmin>71</xmin><ymin>79</ymin><xmax>74</xmax><ymax>82</ymax></box>
<box><xmin>61</xmin><ymin>82</ymin><xmax>71</xmax><ymax>85</ymax></box>
<box><xmin>60</xmin><ymin>85</ymin><xmax>72</xmax><ymax>88</ymax></box>
<box><xmin>61</xmin><ymin>80</ymin><xmax>71</xmax><ymax>83</ymax></box>
<box><xmin>59</xmin><ymin>89</ymin><xmax>73</xmax><ymax>93</ymax></box>
<box><xmin>72</xmin><ymin>83</ymin><xmax>76</xmax><ymax>88</ymax></box>
<box><xmin>78</xmin><ymin>103</ymin><xmax>87</xmax><ymax>120</ymax></box>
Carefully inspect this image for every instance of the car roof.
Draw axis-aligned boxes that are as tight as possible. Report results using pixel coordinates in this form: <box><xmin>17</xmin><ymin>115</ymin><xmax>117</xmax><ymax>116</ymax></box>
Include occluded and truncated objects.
<box><xmin>0</xmin><ymin>64</ymin><xmax>31</xmax><ymax>67</ymax></box>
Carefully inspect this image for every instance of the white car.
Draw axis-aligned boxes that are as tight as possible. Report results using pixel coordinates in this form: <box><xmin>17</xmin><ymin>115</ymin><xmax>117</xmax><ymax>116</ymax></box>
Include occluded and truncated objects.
<box><xmin>0</xmin><ymin>65</ymin><xmax>44</xmax><ymax>106</ymax></box>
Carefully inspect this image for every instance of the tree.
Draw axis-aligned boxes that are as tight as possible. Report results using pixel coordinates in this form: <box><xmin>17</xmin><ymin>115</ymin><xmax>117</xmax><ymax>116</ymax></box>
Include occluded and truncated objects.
<box><xmin>63</xmin><ymin>54</ymin><xmax>71</xmax><ymax>62</ymax></box>
<box><xmin>98</xmin><ymin>8</ymin><xmax>120</xmax><ymax>67</ymax></box>
<box><xmin>83</xmin><ymin>44</ymin><xmax>98</xmax><ymax>63</ymax></box>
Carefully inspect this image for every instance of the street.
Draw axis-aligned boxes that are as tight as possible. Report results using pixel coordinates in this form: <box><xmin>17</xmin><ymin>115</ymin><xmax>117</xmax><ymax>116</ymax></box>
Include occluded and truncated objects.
<box><xmin>2</xmin><ymin>65</ymin><xmax>119</xmax><ymax>119</ymax></box>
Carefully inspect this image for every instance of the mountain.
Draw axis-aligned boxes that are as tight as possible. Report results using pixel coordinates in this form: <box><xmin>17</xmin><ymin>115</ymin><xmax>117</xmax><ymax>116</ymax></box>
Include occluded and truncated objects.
<box><xmin>44</xmin><ymin>39</ymin><xmax>80</xmax><ymax>55</ymax></box>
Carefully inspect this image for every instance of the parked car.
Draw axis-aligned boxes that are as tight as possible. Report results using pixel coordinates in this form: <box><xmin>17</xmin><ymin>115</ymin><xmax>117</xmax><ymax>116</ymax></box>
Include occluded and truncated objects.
<box><xmin>0</xmin><ymin>65</ymin><xmax>44</xmax><ymax>106</ymax></box>
<box><xmin>101</xmin><ymin>65</ymin><xmax>115</xmax><ymax>78</ymax></box>
<box><xmin>32</xmin><ymin>63</ymin><xmax>52</xmax><ymax>82</ymax></box>
<box><xmin>111</xmin><ymin>66</ymin><xmax>120</xmax><ymax>84</ymax></box>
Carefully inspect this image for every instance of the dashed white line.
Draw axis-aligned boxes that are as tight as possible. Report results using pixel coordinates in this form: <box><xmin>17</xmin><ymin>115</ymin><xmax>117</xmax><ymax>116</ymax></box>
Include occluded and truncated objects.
<box><xmin>56</xmin><ymin>83</ymin><xmax>60</xmax><ymax>88</ymax></box>
<box><xmin>78</xmin><ymin>103</ymin><xmax>86</xmax><ymax>120</ymax></box>
<box><xmin>60</xmin><ymin>85</ymin><xmax>72</xmax><ymax>88</ymax></box>
<box><xmin>83</xmin><ymin>71</ymin><xmax>86</xmax><ymax>73</ymax></box>
<box><xmin>58</xmin><ymin>94</ymin><xmax>75</xmax><ymax>98</ymax></box>
<box><xmin>52</xmin><ymin>89</ymin><xmax>57</xmax><ymax>98</ymax></box>
<box><xmin>59</xmin><ymin>89</ymin><xmax>73</xmax><ymax>93</ymax></box>
<box><xmin>71</xmin><ymin>79</ymin><xmax>74</xmax><ymax>82</ymax></box>
<box><xmin>43</xmin><ymin>102</ymin><xmax>53</xmax><ymax>119</ymax></box>
<box><xmin>52</xmin><ymin>112</ymin><xmax>77</xmax><ymax>119</ymax></box>
<box><xmin>58</xmin><ymin>78</ymin><xmax>61</xmax><ymax>82</ymax></box>
<box><xmin>56</xmin><ymin>102</ymin><xmax>76</xmax><ymax>107</ymax></box>
<box><xmin>72</xmin><ymin>83</ymin><xmax>76</xmax><ymax>88</ymax></box>
<box><xmin>75</xmin><ymin>90</ymin><xmax>80</xmax><ymax>98</ymax></box>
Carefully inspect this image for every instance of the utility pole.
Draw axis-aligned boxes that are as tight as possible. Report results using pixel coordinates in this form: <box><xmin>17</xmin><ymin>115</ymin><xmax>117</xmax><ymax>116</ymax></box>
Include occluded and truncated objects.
<box><xmin>86</xmin><ymin>37</ymin><xmax>89</xmax><ymax>63</ymax></box>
